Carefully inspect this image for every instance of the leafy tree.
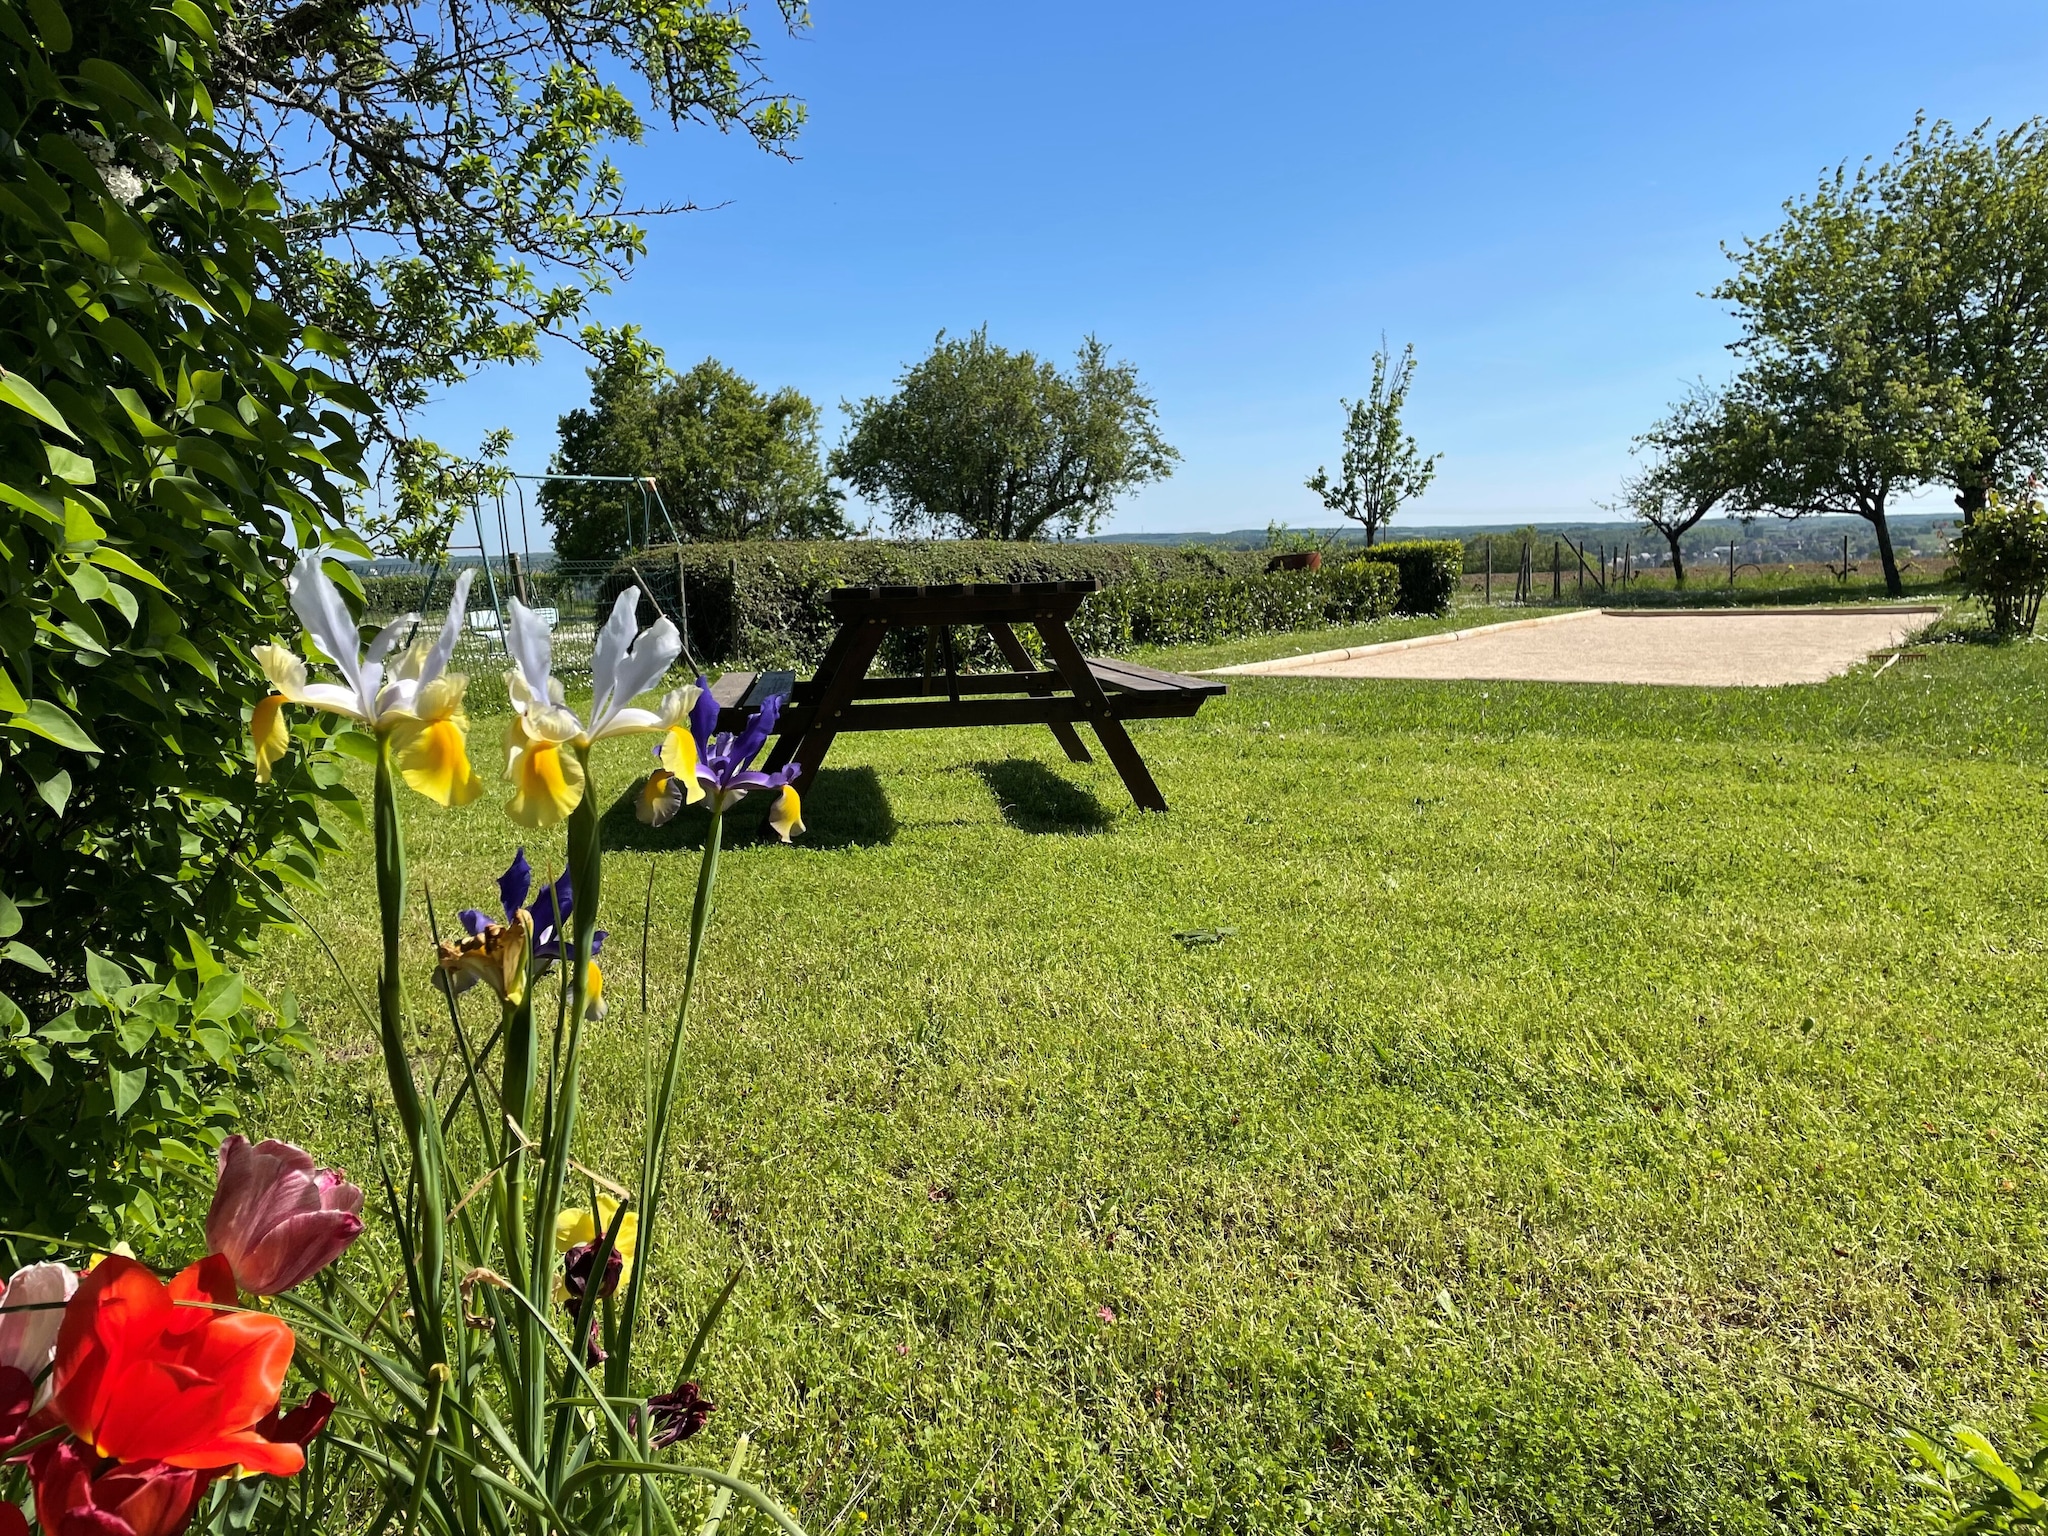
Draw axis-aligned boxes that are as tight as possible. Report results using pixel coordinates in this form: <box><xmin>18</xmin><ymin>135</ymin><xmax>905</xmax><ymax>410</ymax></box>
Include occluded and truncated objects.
<box><xmin>832</xmin><ymin>328</ymin><xmax>1178</xmax><ymax>540</ymax></box>
<box><xmin>210</xmin><ymin>0</ymin><xmax>809</xmax><ymax>449</ymax></box>
<box><xmin>1871</xmin><ymin>117</ymin><xmax>2048</xmax><ymax>518</ymax></box>
<box><xmin>1305</xmin><ymin>339</ymin><xmax>1440</xmax><ymax>546</ymax></box>
<box><xmin>1619</xmin><ymin>385</ymin><xmax>1756</xmax><ymax>585</ymax></box>
<box><xmin>1716</xmin><ymin>165</ymin><xmax>1988</xmax><ymax>595</ymax></box>
<box><xmin>0</xmin><ymin>0</ymin><xmax>366</xmax><ymax>1234</ymax></box>
<box><xmin>543</xmin><ymin>330</ymin><xmax>846</xmax><ymax>561</ymax></box>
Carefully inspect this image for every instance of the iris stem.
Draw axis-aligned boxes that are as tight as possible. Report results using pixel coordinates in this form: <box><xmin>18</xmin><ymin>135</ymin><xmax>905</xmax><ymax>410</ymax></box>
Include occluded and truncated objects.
<box><xmin>612</xmin><ymin>804</ymin><xmax>724</xmax><ymax>1400</ymax></box>
<box><xmin>373</xmin><ymin>736</ymin><xmax>447</xmax><ymax>1379</ymax></box>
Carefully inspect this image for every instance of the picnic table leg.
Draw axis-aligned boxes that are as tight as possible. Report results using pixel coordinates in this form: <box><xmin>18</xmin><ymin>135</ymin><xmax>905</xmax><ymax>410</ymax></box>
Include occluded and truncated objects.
<box><xmin>986</xmin><ymin>622</ymin><xmax>1092</xmax><ymax>764</ymax></box>
<box><xmin>1032</xmin><ymin>621</ymin><xmax>1169</xmax><ymax>813</ymax></box>
<box><xmin>761</xmin><ymin>619</ymin><xmax>889</xmax><ymax>797</ymax></box>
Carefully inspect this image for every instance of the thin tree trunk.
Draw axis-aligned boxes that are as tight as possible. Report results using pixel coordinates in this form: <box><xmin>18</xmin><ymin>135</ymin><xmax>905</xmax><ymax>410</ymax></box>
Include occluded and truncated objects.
<box><xmin>1666</xmin><ymin>531</ymin><xmax>1685</xmax><ymax>587</ymax></box>
<box><xmin>1866</xmin><ymin>503</ymin><xmax>1903</xmax><ymax>596</ymax></box>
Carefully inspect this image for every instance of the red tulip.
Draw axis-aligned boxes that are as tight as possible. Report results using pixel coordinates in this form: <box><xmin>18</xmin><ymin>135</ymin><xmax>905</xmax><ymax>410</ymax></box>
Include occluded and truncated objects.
<box><xmin>51</xmin><ymin>1255</ymin><xmax>301</xmax><ymax>1476</ymax></box>
<box><xmin>0</xmin><ymin>1501</ymin><xmax>25</xmax><ymax>1536</ymax></box>
<box><xmin>28</xmin><ymin>1440</ymin><xmax>215</xmax><ymax>1536</ymax></box>
<box><xmin>205</xmin><ymin>1136</ymin><xmax>364</xmax><ymax>1296</ymax></box>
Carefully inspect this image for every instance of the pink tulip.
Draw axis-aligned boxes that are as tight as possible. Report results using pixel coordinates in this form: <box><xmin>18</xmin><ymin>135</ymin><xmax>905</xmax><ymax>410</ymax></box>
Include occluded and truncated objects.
<box><xmin>0</xmin><ymin>1261</ymin><xmax>77</xmax><ymax>1412</ymax></box>
<box><xmin>205</xmin><ymin>1136</ymin><xmax>364</xmax><ymax>1295</ymax></box>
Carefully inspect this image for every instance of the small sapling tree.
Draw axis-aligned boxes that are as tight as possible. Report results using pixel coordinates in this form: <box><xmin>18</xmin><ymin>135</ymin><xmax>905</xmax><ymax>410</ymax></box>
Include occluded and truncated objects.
<box><xmin>1306</xmin><ymin>339</ymin><xmax>1441</xmax><ymax>547</ymax></box>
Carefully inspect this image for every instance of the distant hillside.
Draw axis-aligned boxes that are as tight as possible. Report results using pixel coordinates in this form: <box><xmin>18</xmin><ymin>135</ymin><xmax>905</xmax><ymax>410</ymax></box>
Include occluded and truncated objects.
<box><xmin>1089</xmin><ymin>513</ymin><xmax>1956</xmax><ymax>564</ymax></box>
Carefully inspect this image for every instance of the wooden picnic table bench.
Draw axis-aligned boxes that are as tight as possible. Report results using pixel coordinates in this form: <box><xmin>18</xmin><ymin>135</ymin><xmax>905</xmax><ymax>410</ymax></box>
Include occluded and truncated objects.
<box><xmin>706</xmin><ymin>579</ymin><xmax>1223</xmax><ymax>812</ymax></box>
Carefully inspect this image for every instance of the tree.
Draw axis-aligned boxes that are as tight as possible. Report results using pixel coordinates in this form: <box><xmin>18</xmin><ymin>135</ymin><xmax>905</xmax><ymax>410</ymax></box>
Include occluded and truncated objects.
<box><xmin>1874</xmin><ymin>117</ymin><xmax>2048</xmax><ymax>518</ymax></box>
<box><xmin>1620</xmin><ymin>385</ymin><xmax>1755</xmax><ymax>585</ymax></box>
<box><xmin>209</xmin><ymin>0</ymin><xmax>809</xmax><ymax>455</ymax></box>
<box><xmin>542</xmin><ymin>331</ymin><xmax>845</xmax><ymax>561</ymax></box>
<box><xmin>832</xmin><ymin>328</ymin><xmax>1178</xmax><ymax>540</ymax></box>
<box><xmin>1716</xmin><ymin>162</ymin><xmax>1988</xmax><ymax>596</ymax></box>
<box><xmin>1305</xmin><ymin>340</ymin><xmax>1440</xmax><ymax>546</ymax></box>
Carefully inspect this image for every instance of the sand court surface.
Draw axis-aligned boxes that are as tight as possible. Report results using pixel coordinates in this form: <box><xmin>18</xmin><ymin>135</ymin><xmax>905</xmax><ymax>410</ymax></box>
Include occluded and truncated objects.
<box><xmin>1212</xmin><ymin>606</ymin><xmax>1943</xmax><ymax>687</ymax></box>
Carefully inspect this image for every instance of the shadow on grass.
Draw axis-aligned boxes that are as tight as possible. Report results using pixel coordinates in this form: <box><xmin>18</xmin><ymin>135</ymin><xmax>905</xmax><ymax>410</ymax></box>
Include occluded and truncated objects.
<box><xmin>971</xmin><ymin>758</ymin><xmax>1113</xmax><ymax>836</ymax></box>
<box><xmin>601</xmin><ymin>765</ymin><xmax>897</xmax><ymax>853</ymax></box>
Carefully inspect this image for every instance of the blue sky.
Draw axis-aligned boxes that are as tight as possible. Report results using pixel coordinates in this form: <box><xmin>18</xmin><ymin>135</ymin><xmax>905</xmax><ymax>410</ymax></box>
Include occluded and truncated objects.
<box><xmin>414</xmin><ymin>0</ymin><xmax>2048</xmax><ymax>540</ymax></box>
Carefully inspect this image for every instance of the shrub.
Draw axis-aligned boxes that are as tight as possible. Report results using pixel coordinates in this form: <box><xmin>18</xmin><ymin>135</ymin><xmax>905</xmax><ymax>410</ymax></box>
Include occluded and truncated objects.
<box><xmin>1952</xmin><ymin>493</ymin><xmax>2048</xmax><ymax>636</ymax></box>
<box><xmin>0</xmin><ymin>0</ymin><xmax>362</xmax><ymax>1236</ymax></box>
<box><xmin>1</xmin><ymin>943</ymin><xmax>305</xmax><ymax>1245</ymax></box>
<box><xmin>606</xmin><ymin>539</ymin><xmax>1265</xmax><ymax>666</ymax></box>
<box><xmin>1356</xmin><ymin>538</ymin><xmax>1462</xmax><ymax>614</ymax></box>
<box><xmin>1072</xmin><ymin>559</ymin><xmax>1398</xmax><ymax>651</ymax></box>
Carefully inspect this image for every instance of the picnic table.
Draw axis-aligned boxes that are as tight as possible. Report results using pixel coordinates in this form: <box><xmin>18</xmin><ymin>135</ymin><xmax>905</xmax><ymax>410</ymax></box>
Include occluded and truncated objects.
<box><xmin>706</xmin><ymin>580</ymin><xmax>1224</xmax><ymax>813</ymax></box>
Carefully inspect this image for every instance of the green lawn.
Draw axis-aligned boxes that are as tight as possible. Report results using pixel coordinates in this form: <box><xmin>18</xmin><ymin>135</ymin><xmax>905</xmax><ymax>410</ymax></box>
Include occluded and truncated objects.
<box><xmin>244</xmin><ymin>618</ymin><xmax>2048</xmax><ymax>1535</ymax></box>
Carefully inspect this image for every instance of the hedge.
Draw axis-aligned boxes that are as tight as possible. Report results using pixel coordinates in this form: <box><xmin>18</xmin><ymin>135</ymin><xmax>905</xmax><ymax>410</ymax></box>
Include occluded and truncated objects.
<box><xmin>604</xmin><ymin>541</ymin><xmax>1262</xmax><ymax>667</ymax></box>
<box><xmin>1354</xmin><ymin>540</ymin><xmax>1462</xmax><ymax>615</ymax></box>
<box><xmin>1069</xmin><ymin>560</ymin><xmax>1398</xmax><ymax>653</ymax></box>
<box><xmin>600</xmin><ymin>542</ymin><xmax>1394</xmax><ymax>668</ymax></box>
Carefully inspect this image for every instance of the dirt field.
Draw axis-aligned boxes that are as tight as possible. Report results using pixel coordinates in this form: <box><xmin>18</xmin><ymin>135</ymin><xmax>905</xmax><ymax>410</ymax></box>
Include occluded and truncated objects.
<box><xmin>1213</xmin><ymin>606</ymin><xmax>1944</xmax><ymax>687</ymax></box>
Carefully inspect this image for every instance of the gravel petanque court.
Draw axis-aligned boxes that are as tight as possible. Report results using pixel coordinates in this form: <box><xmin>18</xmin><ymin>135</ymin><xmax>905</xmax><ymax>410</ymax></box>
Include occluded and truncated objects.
<box><xmin>1213</xmin><ymin>605</ymin><xmax>1943</xmax><ymax>687</ymax></box>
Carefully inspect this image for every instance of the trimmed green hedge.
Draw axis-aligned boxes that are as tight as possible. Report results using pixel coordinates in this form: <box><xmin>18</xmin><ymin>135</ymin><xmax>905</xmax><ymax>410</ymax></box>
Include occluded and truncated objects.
<box><xmin>1070</xmin><ymin>560</ymin><xmax>1398</xmax><ymax>652</ymax></box>
<box><xmin>599</xmin><ymin>542</ymin><xmax>1395</xmax><ymax>668</ymax></box>
<box><xmin>1355</xmin><ymin>540</ymin><xmax>1462</xmax><ymax>615</ymax></box>
<box><xmin>605</xmin><ymin>541</ymin><xmax>1265</xmax><ymax>666</ymax></box>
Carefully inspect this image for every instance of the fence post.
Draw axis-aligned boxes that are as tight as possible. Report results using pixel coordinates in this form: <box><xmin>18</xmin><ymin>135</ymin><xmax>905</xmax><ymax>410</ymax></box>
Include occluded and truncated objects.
<box><xmin>1552</xmin><ymin>541</ymin><xmax>1560</xmax><ymax>601</ymax></box>
<box><xmin>1485</xmin><ymin>540</ymin><xmax>1492</xmax><ymax>605</ymax></box>
<box><xmin>507</xmin><ymin>550</ymin><xmax>529</xmax><ymax>606</ymax></box>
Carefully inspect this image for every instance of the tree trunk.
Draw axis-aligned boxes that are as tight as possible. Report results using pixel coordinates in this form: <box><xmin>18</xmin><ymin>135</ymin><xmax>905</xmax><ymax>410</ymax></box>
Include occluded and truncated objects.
<box><xmin>1866</xmin><ymin>505</ymin><xmax>1904</xmax><ymax>597</ymax></box>
<box><xmin>1666</xmin><ymin>531</ymin><xmax>1685</xmax><ymax>587</ymax></box>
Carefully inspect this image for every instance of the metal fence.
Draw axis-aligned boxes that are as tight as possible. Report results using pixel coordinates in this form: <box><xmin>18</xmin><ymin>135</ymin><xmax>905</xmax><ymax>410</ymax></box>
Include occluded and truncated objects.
<box><xmin>357</xmin><ymin>559</ymin><xmax>625</xmax><ymax>712</ymax></box>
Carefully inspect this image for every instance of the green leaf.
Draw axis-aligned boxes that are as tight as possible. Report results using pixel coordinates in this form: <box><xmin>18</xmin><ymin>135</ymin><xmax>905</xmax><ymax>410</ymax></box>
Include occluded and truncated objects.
<box><xmin>0</xmin><ymin>895</ymin><xmax>19</xmax><ymax>939</ymax></box>
<box><xmin>193</xmin><ymin>971</ymin><xmax>244</xmax><ymax>1022</ymax></box>
<box><xmin>0</xmin><ymin>991</ymin><xmax>29</xmax><ymax>1034</ymax></box>
<box><xmin>331</xmin><ymin>728</ymin><xmax>380</xmax><ymax>765</ymax></box>
<box><xmin>34</xmin><ymin>767</ymin><xmax>70</xmax><ymax>816</ymax></box>
<box><xmin>45</xmin><ymin>443</ymin><xmax>95</xmax><ymax>485</ymax></box>
<box><xmin>0</xmin><ymin>666</ymin><xmax>24</xmax><ymax>714</ymax></box>
<box><xmin>0</xmin><ymin>369</ymin><xmax>78</xmax><ymax>439</ymax></box>
<box><xmin>25</xmin><ymin>0</ymin><xmax>70</xmax><ymax>51</ymax></box>
<box><xmin>167</xmin><ymin>0</ymin><xmax>216</xmax><ymax>43</ymax></box>
<box><xmin>2</xmin><ymin>700</ymin><xmax>100</xmax><ymax>753</ymax></box>
<box><xmin>2</xmin><ymin>941</ymin><xmax>52</xmax><ymax>974</ymax></box>
<box><xmin>86</xmin><ymin>950</ymin><xmax>130</xmax><ymax>1000</ymax></box>
<box><xmin>109</xmin><ymin>1065</ymin><xmax>147</xmax><ymax>1119</ymax></box>
<box><xmin>87</xmin><ymin>546</ymin><xmax>173</xmax><ymax>594</ymax></box>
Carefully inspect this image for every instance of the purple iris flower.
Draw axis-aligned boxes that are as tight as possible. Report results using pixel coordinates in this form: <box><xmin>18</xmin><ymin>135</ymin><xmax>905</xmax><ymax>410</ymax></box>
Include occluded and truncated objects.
<box><xmin>637</xmin><ymin>677</ymin><xmax>806</xmax><ymax>840</ymax></box>
<box><xmin>460</xmin><ymin>848</ymin><xmax>606</xmax><ymax>968</ymax></box>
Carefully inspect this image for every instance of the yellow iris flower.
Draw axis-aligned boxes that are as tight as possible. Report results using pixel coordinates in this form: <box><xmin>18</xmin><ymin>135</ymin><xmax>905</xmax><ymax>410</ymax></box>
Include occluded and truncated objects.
<box><xmin>498</xmin><ymin>591</ymin><xmax>689</xmax><ymax>828</ymax></box>
<box><xmin>251</xmin><ymin>694</ymin><xmax>290</xmax><ymax>783</ymax></box>
<box><xmin>251</xmin><ymin>553</ymin><xmax>484</xmax><ymax>807</ymax></box>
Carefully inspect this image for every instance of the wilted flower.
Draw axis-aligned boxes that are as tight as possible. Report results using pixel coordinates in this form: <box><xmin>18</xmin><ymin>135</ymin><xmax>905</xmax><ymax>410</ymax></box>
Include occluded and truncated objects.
<box><xmin>645</xmin><ymin>1380</ymin><xmax>715</xmax><ymax>1447</ymax></box>
<box><xmin>502</xmin><ymin>591</ymin><xmax>685</xmax><ymax>827</ymax></box>
<box><xmin>205</xmin><ymin>1135</ymin><xmax>365</xmax><ymax>1296</ymax></box>
<box><xmin>28</xmin><ymin>1442</ymin><xmax>216</xmax><ymax>1536</ymax></box>
<box><xmin>252</xmin><ymin>552</ymin><xmax>482</xmax><ymax>806</ymax></box>
<box><xmin>553</xmin><ymin>1198</ymin><xmax>636</xmax><ymax>1302</ymax></box>
<box><xmin>637</xmin><ymin>677</ymin><xmax>803</xmax><ymax>840</ymax></box>
<box><xmin>560</xmin><ymin>1241</ymin><xmax>622</xmax><ymax>1305</ymax></box>
<box><xmin>434</xmin><ymin>911</ymin><xmax>532</xmax><ymax>1006</ymax></box>
<box><xmin>439</xmin><ymin>849</ymin><xmax>610</xmax><ymax>1009</ymax></box>
<box><xmin>0</xmin><ymin>1260</ymin><xmax>76</xmax><ymax>1415</ymax></box>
